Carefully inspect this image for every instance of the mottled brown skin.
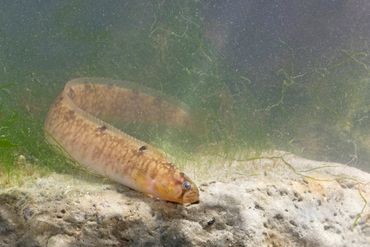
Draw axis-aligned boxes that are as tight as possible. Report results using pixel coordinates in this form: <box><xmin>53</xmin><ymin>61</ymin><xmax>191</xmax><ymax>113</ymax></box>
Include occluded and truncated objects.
<box><xmin>45</xmin><ymin>78</ymin><xmax>199</xmax><ymax>204</ymax></box>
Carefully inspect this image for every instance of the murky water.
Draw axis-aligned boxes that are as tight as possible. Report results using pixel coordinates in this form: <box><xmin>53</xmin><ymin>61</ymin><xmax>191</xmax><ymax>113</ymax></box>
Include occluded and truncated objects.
<box><xmin>1</xmin><ymin>0</ymin><xmax>370</xmax><ymax>179</ymax></box>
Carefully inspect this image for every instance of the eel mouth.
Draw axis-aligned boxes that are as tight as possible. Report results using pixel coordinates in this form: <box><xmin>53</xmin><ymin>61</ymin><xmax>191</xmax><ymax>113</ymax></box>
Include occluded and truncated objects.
<box><xmin>182</xmin><ymin>187</ymin><xmax>200</xmax><ymax>204</ymax></box>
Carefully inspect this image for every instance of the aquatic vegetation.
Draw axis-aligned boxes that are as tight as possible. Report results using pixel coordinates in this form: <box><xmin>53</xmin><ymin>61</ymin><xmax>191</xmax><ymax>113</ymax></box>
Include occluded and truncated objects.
<box><xmin>0</xmin><ymin>77</ymin><xmax>81</xmax><ymax>186</ymax></box>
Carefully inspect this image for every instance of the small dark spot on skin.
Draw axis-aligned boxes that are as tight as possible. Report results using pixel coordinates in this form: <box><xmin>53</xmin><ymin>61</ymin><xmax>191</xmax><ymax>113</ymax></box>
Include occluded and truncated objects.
<box><xmin>61</xmin><ymin>209</ymin><xmax>66</xmax><ymax>214</ymax></box>
<box><xmin>97</xmin><ymin>125</ymin><xmax>107</xmax><ymax>132</ymax></box>
<box><xmin>139</xmin><ymin>145</ymin><xmax>147</xmax><ymax>152</ymax></box>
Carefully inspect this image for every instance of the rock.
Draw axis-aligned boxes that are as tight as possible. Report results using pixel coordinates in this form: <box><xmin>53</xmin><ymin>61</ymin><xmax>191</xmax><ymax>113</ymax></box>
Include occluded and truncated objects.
<box><xmin>0</xmin><ymin>151</ymin><xmax>369</xmax><ymax>246</ymax></box>
<box><xmin>47</xmin><ymin>234</ymin><xmax>74</xmax><ymax>247</ymax></box>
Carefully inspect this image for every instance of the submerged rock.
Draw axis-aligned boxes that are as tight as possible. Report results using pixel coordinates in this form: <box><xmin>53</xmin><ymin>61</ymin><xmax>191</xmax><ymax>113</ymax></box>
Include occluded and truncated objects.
<box><xmin>0</xmin><ymin>152</ymin><xmax>369</xmax><ymax>247</ymax></box>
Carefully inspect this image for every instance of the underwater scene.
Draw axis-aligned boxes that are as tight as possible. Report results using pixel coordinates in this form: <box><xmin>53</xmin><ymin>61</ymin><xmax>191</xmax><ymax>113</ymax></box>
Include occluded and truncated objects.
<box><xmin>0</xmin><ymin>1</ymin><xmax>370</xmax><ymax>246</ymax></box>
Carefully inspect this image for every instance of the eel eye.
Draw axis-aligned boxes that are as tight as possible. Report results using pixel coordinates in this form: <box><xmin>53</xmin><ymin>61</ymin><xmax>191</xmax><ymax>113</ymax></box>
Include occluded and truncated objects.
<box><xmin>182</xmin><ymin>181</ymin><xmax>191</xmax><ymax>190</ymax></box>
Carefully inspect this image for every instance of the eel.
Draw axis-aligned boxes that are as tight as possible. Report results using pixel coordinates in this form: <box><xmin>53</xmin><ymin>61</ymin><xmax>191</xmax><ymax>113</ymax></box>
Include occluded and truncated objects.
<box><xmin>44</xmin><ymin>77</ymin><xmax>199</xmax><ymax>204</ymax></box>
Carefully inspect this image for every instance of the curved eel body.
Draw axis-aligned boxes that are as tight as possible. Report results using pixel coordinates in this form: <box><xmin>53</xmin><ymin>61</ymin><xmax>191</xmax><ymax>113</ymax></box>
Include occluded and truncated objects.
<box><xmin>44</xmin><ymin>78</ymin><xmax>199</xmax><ymax>204</ymax></box>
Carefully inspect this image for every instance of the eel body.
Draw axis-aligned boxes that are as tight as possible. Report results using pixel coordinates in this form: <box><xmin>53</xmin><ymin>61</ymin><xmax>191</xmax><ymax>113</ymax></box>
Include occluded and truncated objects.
<box><xmin>44</xmin><ymin>78</ymin><xmax>199</xmax><ymax>204</ymax></box>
